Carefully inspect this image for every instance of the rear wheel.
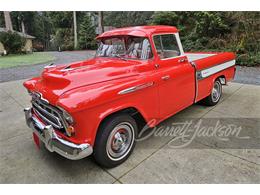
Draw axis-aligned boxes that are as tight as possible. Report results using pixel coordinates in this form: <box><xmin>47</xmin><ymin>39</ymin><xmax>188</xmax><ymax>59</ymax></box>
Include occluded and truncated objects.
<box><xmin>202</xmin><ymin>79</ymin><xmax>222</xmax><ymax>106</ymax></box>
<box><xmin>93</xmin><ymin>114</ymin><xmax>137</xmax><ymax>168</ymax></box>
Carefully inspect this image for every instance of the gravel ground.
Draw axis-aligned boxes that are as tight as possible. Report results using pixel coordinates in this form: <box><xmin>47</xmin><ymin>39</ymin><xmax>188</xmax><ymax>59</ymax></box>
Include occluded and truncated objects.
<box><xmin>0</xmin><ymin>50</ymin><xmax>259</xmax><ymax>85</ymax></box>
<box><xmin>234</xmin><ymin>65</ymin><xmax>260</xmax><ymax>85</ymax></box>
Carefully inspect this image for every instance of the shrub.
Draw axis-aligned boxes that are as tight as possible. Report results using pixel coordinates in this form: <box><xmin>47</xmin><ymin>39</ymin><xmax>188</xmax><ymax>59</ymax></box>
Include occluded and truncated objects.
<box><xmin>237</xmin><ymin>53</ymin><xmax>260</xmax><ymax>66</ymax></box>
<box><xmin>0</xmin><ymin>31</ymin><xmax>25</xmax><ymax>54</ymax></box>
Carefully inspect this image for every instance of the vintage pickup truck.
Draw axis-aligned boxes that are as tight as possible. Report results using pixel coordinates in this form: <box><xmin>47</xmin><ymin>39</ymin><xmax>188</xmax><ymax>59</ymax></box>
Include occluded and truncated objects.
<box><xmin>24</xmin><ymin>25</ymin><xmax>236</xmax><ymax>167</ymax></box>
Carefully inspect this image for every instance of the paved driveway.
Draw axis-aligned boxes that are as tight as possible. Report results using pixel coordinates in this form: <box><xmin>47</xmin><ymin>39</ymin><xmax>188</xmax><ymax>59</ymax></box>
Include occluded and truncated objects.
<box><xmin>0</xmin><ymin>80</ymin><xmax>259</xmax><ymax>183</ymax></box>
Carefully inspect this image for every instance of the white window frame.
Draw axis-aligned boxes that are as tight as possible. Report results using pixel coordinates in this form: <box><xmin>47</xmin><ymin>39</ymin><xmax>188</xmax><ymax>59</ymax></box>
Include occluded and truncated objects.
<box><xmin>152</xmin><ymin>32</ymin><xmax>185</xmax><ymax>60</ymax></box>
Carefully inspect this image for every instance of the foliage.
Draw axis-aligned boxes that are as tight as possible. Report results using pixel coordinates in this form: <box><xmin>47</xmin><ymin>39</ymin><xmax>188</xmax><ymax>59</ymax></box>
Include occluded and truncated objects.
<box><xmin>0</xmin><ymin>31</ymin><xmax>25</xmax><ymax>54</ymax></box>
<box><xmin>104</xmin><ymin>11</ymin><xmax>154</xmax><ymax>27</ymax></box>
<box><xmin>1</xmin><ymin>11</ymin><xmax>259</xmax><ymax>66</ymax></box>
<box><xmin>151</xmin><ymin>11</ymin><xmax>260</xmax><ymax>66</ymax></box>
<box><xmin>47</xmin><ymin>12</ymin><xmax>74</xmax><ymax>51</ymax></box>
<box><xmin>54</xmin><ymin>28</ymin><xmax>74</xmax><ymax>51</ymax></box>
<box><xmin>78</xmin><ymin>14</ymin><xmax>96</xmax><ymax>49</ymax></box>
<box><xmin>0</xmin><ymin>12</ymin><xmax>4</xmax><ymax>27</ymax></box>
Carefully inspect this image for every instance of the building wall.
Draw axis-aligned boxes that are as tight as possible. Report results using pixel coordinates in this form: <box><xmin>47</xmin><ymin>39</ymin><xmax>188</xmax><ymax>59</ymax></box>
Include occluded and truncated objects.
<box><xmin>0</xmin><ymin>42</ymin><xmax>4</xmax><ymax>54</ymax></box>
<box><xmin>23</xmin><ymin>39</ymin><xmax>33</xmax><ymax>53</ymax></box>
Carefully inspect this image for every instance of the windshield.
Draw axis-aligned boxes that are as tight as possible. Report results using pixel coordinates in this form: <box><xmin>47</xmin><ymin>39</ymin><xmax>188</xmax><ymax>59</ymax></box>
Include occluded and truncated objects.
<box><xmin>96</xmin><ymin>36</ymin><xmax>153</xmax><ymax>60</ymax></box>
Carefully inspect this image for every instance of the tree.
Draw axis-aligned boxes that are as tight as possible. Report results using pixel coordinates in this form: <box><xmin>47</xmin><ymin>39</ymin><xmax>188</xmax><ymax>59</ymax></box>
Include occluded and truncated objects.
<box><xmin>48</xmin><ymin>12</ymin><xmax>74</xmax><ymax>50</ymax></box>
<box><xmin>78</xmin><ymin>14</ymin><xmax>96</xmax><ymax>49</ymax></box>
<box><xmin>73</xmin><ymin>11</ymin><xmax>78</xmax><ymax>49</ymax></box>
<box><xmin>0</xmin><ymin>12</ymin><xmax>5</xmax><ymax>27</ymax></box>
<box><xmin>104</xmin><ymin>11</ymin><xmax>154</xmax><ymax>27</ymax></box>
<box><xmin>3</xmin><ymin>11</ymin><xmax>13</xmax><ymax>31</ymax></box>
<box><xmin>98</xmin><ymin>11</ymin><xmax>104</xmax><ymax>34</ymax></box>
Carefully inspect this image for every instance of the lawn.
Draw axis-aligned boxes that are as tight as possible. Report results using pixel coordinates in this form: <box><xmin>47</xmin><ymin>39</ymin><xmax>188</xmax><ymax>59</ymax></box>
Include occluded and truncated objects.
<box><xmin>0</xmin><ymin>52</ymin><xmax>56</xmax><ymax>69</ymax></box>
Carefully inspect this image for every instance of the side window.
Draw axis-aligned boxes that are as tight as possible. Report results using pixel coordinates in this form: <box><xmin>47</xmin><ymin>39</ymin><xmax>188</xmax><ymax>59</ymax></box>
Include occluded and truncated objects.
<box><xmin>153</xmin><ymin>34</ymin><xmax>181</xmax><ymax>59</ymax></box>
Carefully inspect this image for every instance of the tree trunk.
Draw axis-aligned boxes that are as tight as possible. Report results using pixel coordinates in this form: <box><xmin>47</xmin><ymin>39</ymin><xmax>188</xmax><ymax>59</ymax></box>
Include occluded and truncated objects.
<box><xmin>4</xmin><ymin>11</ymin><xmax>13</xmax><ymax>31</ymax></box>
<box><xmin>73</xmin><ymin>11</ymin><xmax>78</xmax><ymax>50</ymax></box>
<box><xmin>98</xmin><ymin>11</ymin><xmax>104</xmax><ymax>34</ymax></box>
<box><xmin>21</xmin><ymin>20</ymin><xmax>25</xmax><ymax>34</ymax></box>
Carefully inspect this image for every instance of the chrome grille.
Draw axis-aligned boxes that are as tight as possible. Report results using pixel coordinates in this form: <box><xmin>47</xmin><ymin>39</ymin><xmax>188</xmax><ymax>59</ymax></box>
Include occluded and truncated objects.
<box><xmin>32</xmin><ymin>99</ymin><xmax>65</xmax><ymax>130</ymax></box>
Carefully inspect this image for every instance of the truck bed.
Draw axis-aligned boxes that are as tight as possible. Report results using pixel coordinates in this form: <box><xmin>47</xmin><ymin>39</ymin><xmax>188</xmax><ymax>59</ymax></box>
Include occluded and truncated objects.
<box><xmin>185</xmin><ymin>52</ymin><xmax>235</xmax><ymax>71</ymax></box>
<box><xmin>185</xmin><ymin>52</ymin><xmax>236</xmax><ymax>102</ymax></box>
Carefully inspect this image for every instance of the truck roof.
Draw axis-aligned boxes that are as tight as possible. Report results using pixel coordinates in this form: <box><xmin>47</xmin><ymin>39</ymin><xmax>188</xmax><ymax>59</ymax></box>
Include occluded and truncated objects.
<box><xmin>96</xmin><ymin>25</ymin><xmax>179</xmax><ymax>39</ymax></box>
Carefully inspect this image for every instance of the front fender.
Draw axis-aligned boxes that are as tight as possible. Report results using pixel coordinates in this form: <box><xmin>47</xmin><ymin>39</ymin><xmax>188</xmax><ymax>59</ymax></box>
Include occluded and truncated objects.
<box><xmin>56</xmin><ymin>76</ymin><xmax>159</xmax><ymax>145</ymax></box>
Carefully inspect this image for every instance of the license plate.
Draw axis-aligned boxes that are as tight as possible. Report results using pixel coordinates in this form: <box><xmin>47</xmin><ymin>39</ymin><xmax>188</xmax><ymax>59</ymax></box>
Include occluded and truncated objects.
<box><xmin>32</xmin><ymin>132</ymin><xmax>40</xmax><ymax>149</ymax></box>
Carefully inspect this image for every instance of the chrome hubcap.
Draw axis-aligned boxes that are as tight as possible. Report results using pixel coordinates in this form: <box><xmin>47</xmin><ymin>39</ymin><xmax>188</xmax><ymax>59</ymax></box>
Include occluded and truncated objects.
<box><xmin>106</xmin><ymin>122</ymin><xmax>134</xmax><ymax>161</ymax></box>
<box><xmin>212</xmin><ymin>82</ymin><xmax>221</xmax><ymax>102</ymax></box>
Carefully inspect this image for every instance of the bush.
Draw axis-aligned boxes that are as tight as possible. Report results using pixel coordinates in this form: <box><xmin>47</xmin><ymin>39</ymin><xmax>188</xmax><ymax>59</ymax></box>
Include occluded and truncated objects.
<box><xmin>0</xmin><ymin>31</ymin><xmax>25</xmax><ymax>54</ymax></box>
<box><xmin>237</xmin><ymin>53</ymin><xmax>260</xmax><ymax>66</ymax></box>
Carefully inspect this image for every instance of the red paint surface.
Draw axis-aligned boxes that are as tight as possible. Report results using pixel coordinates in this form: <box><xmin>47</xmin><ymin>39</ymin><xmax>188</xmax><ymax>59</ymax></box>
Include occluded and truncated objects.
<box><xmin>32</xmin><ymin>132</ymin><xmax>40</xmax><ymax>149</ymax></box>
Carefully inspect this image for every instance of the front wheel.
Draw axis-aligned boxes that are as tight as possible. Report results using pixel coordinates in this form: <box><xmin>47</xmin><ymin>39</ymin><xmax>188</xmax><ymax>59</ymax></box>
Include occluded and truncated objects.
<box><xmin>202</xmin><ymin>79</ymin><xmax>222</xmax><ymax>106</ymax></box>
<box><xmin>93</xmin><ymin>114</ymin><xmax>137</xmax><ymax>168</ymax></box>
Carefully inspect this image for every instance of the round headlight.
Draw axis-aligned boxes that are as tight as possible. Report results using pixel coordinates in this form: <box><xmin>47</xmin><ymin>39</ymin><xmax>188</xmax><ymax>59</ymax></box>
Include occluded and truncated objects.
<box><xmin>58</xmin><ymin>107</ymin><xmax>74</xmax><ymax>124</ymax></box>
<box><xmin>63</xmin><ymin>110</ymin><xmax>74</xmax><ymax>124</ymax></box>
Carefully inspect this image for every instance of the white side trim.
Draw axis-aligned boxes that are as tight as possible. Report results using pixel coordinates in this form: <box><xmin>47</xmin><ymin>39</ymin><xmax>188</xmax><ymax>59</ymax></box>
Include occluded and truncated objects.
<box><xmin>151</xmin><ymin>32</ymin><xmax>184</xmax><ymax>58</ymax></box>
<box><xmin>186</xmin><ymin>53</ymin><xmax>216</xmax><ymax>62</ymax></box>
<box><xmin>175</xmin><ymin>33</ymin><xmax>184</xmax><ymax>56</ymax></box>
<box><xmin>200</xmin><ymin>60</ymin><xmax>236</xmax><ymax>78</ymax></box>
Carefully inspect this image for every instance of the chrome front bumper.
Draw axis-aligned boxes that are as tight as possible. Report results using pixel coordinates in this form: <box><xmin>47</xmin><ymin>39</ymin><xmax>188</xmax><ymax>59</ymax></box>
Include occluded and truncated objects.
<box><xmin>24</xmin><ymin>107</ymin><xmax>93</xmax><ymax>160</ymax></box>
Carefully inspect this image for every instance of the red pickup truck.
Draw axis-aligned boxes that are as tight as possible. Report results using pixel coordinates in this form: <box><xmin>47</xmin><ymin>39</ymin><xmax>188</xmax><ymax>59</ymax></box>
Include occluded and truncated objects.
<box><xmin>24</xmin><ymin>25</ymin><xmax>236</xmax><ymax>167</ymax></box>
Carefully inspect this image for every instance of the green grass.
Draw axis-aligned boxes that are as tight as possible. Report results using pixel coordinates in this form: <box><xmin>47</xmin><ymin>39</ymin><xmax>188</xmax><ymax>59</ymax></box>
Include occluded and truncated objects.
<box><xmin>0</xmin><ymin>52</ymin><xmax>56</xmax><ymax>69</ymax></box>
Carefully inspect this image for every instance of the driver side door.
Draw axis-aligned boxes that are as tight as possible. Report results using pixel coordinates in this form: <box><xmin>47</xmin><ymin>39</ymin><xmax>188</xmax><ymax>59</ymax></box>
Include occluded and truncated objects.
<box><xmin>153</xmin><ymin>34</ymin><xmax>195</xmax><ymax>118</ymax></box>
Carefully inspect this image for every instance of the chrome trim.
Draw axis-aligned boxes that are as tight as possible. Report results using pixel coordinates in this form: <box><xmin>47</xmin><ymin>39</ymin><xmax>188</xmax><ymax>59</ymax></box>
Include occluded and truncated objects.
<box><xmin>30</xmin><ymin>93</ymin><xmax>72</xmax><ymax>136</ymax></box>
<box><xmin>191</xmin><ymin>61</ymin><xmax>199</xmax><ymax>103</ymax></box>
<box><xmin>44</xmin><ymin>63</ymin><xmax>56</xmax><ymax>69</ymax></box>
<box><xmin>33</xmin><ymin>107</ymin><xmax>61</xmax><ymax>129</ymax></box>
<box><xmin>118</xmin><ymin>82</ymin><xmax>154</xmax><ymax>95</ymax></box>
<box><xmin>32</xmin><ymin>100</ymin><xmax>64</xmax><ymax>129</ymax></box>
<box><xmin>60</xmin><ymin>68</ymin><xmax>74</xmax><ymax>72</ymax></box>
<box><xmin>24</xmin><ymin>107</ymin><xmax>93</xmax><ymax>160</ymax></box>
<box><xmin>219</xmin><ymin>77</ymin><xmax>226</xmax><ymax>85</ymax></box>
<box><xmin>161</xmin><ymin>75</ymin><xmax>170</xmax><ymax>81</ymax></box>
<box><xmin>30</xmin><ymin>92</ymin><xmax>49</xmax><ymax>104</ymax></box>
<box><xmin>196</xmin><ymin>60</ymin><xmax>235</xmax><ymax>80</ymax></box>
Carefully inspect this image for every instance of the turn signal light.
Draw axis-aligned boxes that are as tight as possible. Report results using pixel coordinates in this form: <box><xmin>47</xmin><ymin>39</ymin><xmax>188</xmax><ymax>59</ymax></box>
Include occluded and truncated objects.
<box><xmin>67</xmin><ymin>126</ymin><xmax>75</xmax><ymax>135</ymax></box>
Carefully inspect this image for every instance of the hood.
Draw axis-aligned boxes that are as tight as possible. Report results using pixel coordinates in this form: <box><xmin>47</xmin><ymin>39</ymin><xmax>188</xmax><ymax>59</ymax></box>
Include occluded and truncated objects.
<box><xmin>24</xmin><ymin>57</ymin><xmax>144</xmax><ymax>105</ymax></box>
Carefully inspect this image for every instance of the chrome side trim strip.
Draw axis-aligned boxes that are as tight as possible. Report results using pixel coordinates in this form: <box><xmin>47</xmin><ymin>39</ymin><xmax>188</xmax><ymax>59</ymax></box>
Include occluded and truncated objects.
<box><xmin>191</xmin><ymin>62</ymin><xmax>199</xmax><ymax>103</ymax></box>
<box><xmin>197</xmin><ymin>60</ymin><xmax>235</xmax><ymax>80</ymax></box>
<box><xmin>118</xmin><ymin>82</ymin><xmax>154</xmax><ymax>95</ymax></box>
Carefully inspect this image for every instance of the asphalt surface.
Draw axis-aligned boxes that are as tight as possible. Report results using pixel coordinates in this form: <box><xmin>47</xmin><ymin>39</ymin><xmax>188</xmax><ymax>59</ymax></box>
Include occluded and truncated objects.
<box><xmin>0</xmin><ymin>50</ymin><xmax>259</xmax><ymax>85</ymax></box>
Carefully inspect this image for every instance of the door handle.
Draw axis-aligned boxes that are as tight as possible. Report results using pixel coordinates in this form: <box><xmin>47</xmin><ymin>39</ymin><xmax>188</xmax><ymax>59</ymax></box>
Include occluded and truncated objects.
<box><xmin>178</xmin><ymin>58</ymin><xmax>186</xmax><ymax>63</ymax></box>
<box><xmin>161</xmin><ymin>75</ymin><xmax>170</xmax><ymax>81</ymax></box>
